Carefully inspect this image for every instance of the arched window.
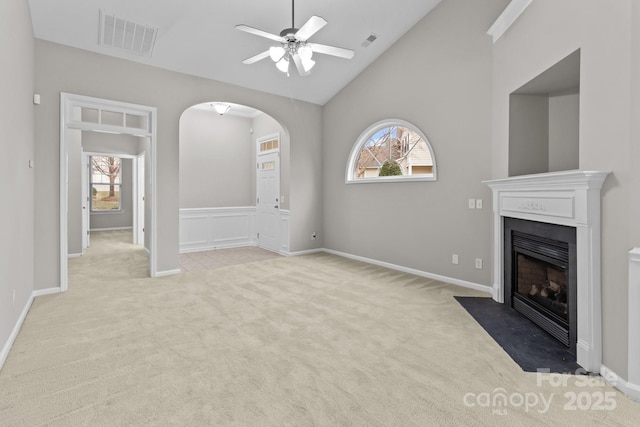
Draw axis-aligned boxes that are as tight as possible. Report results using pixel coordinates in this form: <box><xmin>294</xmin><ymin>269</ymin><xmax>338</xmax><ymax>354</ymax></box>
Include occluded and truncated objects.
<box><xmin>346</xmin><ymin>119</ymin><xmax>437</xmax><ymax>183</ymax></box>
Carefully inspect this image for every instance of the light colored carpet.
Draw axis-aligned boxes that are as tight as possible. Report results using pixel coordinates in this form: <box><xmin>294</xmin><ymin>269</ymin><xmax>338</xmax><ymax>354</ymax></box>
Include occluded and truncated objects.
<box><xmin>179</xmin><ymin>246</ymin><xmax>282</xmax><ymax>272</ymax></box>
<box><xmin>1</xmin><ymin>231</ymin><xmax>638</xmax><ymax>426</ymax></box>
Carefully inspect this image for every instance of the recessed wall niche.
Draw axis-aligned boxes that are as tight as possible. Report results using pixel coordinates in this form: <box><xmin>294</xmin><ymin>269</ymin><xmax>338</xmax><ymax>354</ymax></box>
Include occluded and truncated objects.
<box><xmin>508</xmin><ymin>50</ymin><xmax>580</xmax><ymax>177</ymax></box>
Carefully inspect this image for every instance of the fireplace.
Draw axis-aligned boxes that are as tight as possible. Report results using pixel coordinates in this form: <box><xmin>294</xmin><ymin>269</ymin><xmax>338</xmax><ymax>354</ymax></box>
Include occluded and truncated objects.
<box><xmin>484</xmin><ymin>170</ymin><xmax>608</xmax><ymax>372</ymax></box>
<box><xmin>504</xmin><ymin>218</ymin><xmax>577</xmax><ymax>353</ymax></box>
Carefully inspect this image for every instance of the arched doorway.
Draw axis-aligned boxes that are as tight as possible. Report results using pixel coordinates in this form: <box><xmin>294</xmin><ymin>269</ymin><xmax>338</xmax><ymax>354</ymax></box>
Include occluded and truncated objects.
<box><xmin>178</xmin><ymin>102</ymin><xmax>290</xmax><ymax>256</ymax></box>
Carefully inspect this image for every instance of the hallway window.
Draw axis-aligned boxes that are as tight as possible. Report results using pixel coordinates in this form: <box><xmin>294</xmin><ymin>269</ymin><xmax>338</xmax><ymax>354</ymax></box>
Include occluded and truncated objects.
<box><xmin>91</xmin><ymin>156</ymin><xmax>122</xmax><ymax>211</ymax></box>
<box><xmin>346</xmin><ymin>119</ymin><xmax>437</xmax><ymax>183</ymax></box>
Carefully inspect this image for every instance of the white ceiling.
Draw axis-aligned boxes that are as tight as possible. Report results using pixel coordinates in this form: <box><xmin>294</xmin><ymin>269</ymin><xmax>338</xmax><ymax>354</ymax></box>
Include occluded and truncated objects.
<box><xmin>27</xmin><ymin>0</ymin><xmax>442</xmax><ymax>105</ymax></box>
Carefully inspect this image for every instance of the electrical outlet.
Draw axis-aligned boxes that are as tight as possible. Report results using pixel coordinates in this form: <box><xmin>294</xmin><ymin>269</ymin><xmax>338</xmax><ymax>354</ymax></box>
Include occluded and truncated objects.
<box><xmin>311</xmin><ymin>232</ymin><xmax>317</xmax><ymax>240</ymax></box>
<box><xmin>475</xmin><ymin>258</ymin><xmax>483</xmax><ymax>269</ymax></box>
<box><xmin>452</xmin><ymin>254</ymin><xmax>459</xmax><ymax>265</ymax></box>
<box><xmin>13</xmin><ymin>289</ymin><xmax>16</xmax><ymax>306</ymax></box>
<box><xmin>468</xmin><ymin>199</ymin><xmax>476</xmax><ymax>209</ymax></box>
<box><xmin>475</xmin><ymin>199</ymin><xmax>483</xmax><ymax>209</ymax></box>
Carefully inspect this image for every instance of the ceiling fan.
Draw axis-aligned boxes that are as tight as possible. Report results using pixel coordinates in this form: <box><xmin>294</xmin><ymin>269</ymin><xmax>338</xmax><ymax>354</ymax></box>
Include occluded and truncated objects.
<box><xmin>235</xmin><ymin>0</ymin><xmax>355</xmax><ymax>76</ymax></box>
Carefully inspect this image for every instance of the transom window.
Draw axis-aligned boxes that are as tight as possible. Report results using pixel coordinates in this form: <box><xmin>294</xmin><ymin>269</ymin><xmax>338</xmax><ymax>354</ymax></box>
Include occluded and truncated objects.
<box><xmin>346</xmin><ymin>119</ymin><xmax>437</xmax><ymax>183</ymax></box>
<box><xmin>91</xmin><ymin>155</ymin><xmax>122</xmax><ymax>211</ymax></box>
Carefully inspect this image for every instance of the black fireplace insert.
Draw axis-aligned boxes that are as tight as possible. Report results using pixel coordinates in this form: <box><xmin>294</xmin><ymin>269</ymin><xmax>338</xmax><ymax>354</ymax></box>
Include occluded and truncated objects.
<box><xmin>504</xmin><ymin>218</ymin><xmax>577</xmax><ymax>354</ymax></box>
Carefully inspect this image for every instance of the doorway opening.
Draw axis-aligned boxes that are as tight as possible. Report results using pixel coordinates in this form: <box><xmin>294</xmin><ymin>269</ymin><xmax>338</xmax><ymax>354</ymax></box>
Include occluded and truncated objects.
<box><xmin>80</xmin><ymin>151</ymin><xmax>146</xmax><ymax>252</ymax></box>
<box><xmin>178</xmin><ymin>102</ymin><xmax>289</xmax><ymax>256</ymax></box>
<box><xmin>60</xmin><ymin>93</ymin><xmax>158</xmax><ymax>291</ymax></box>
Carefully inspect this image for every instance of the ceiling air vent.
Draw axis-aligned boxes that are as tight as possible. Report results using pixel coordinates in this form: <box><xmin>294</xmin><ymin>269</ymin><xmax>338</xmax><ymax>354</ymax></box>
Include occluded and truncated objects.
<box><xmin>99</xmin><ymin>10</ymin><xmax>158</xmax><ymax>57</ymax></box>
<box><xmin>361</xmin><ymin>34</ymin><xmax>378</xmax><ymax>48</ymax></box>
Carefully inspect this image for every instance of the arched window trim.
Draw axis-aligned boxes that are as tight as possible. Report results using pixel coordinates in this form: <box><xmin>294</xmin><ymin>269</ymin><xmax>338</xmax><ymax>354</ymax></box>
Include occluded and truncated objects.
<box><xmin>345</xmin><ymin>119</ymin><xmax>438</xmax><ymax>183</ymax></box>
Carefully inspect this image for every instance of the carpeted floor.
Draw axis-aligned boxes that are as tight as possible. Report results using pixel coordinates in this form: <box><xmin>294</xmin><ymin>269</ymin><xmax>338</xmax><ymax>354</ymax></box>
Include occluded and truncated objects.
<box><xmin>0</xmin><ymin>231</ymin><xmax>638</xmax><ymax>426</ymax></box>
<box><xmin>179</xmin><ymin>245</ymin><xmax>282</xmax><ymax>272</ymax></box>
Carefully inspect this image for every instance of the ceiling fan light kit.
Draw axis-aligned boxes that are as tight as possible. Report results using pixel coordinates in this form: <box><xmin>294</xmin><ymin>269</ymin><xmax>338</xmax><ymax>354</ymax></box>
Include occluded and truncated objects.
<box><xmin>236</xmin><ymin>0</ymin><xmax>354</xmax><ymax>77</ymax></box>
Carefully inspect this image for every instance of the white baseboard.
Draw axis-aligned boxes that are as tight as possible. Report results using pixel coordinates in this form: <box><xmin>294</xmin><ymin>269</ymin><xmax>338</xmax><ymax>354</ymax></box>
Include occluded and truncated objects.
<box><xmin>282</xmin><ymin>248</ymin><xmax>325</xmax><ymax>257</ymax></box>
<box><xmin>601</xmin><ymin>365</ymin><xmax>640</xmax><ymax>402</ymax></box>
<box><xmin>323</xmin><ymin>249</ymin><xmax>492</xmax><ymax>295</ymax></box>
<box><xmin>33</xmin><ymin>287</ymin><xmax>62</xmax><ymax>297</ymax></box>
<box><xmin>180</xmin><ymin>242</ymin><xmax>257</xmax><ymax>254</ymax></box>
<box><xmin>154</xmin><ymin>269</ymin><xmax>181</xmax><ymax>278</ymax></box>
<box><xmin>67</xmin><ymin>253</ymin><xmax>82</xmax><ymax>259</ymax></box>
<box><xmin>0</xmin><ymin>293</ymin><xmax>34</xmax><ymax>372</ymax></box>
<box><xmin>1</xmin><ymin>286</ymin><xmax>65</xmax><ymax>371</ymax></box>
<box><xmin>90</xmin><ymin>226</ymin><xmax>133</xmax><ymax>231</ymax></box>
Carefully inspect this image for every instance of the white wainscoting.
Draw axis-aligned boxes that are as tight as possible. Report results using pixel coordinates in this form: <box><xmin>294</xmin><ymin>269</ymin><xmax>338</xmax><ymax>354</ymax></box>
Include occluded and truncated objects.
<box><xmin>180</xmin><ymin>207</ymin><xmax>257</xmax><ymax>253</ymax></box>
<box><xmin>279</xmin><ymin>210</ymin><xmax>290</xmax><ymax>253</ymax></box>
<box><xmin>626</xmin><ymin>248</ymin><xmax>640</xmax><ymax>401</ymax></box>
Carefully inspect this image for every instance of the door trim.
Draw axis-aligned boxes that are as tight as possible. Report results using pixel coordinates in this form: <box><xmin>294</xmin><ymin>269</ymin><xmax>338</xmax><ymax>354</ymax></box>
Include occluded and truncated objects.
<box><xmin>60</xmin><ymin>93</ymin><xmax>158</xmax><ymax>291</ymax></box>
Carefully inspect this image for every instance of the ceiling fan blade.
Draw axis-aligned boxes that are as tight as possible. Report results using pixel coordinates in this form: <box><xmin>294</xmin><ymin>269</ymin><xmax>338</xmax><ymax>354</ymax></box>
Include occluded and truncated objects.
<box><xmin>309</xmin><ymin>43</ymin><xmax>355</xmax><ymax>59</ymax></box>
<box><xmin>242</xmin><ymin>50</ymin><xmax>271</xmax><ymax>65</ymax></box>
<box><xmin>235</xmin><ymin>24</ymin><xmax>285</xmax><ymax>42</ymax></box>
<box><xmin>292</xmin><ymin>54</ymin><xmax>311</xmax><ymax>77</ymax></box>
<box><xmin>295</xmin><ymin>16</ymin><xmax>327</xmax><ymax>41</ymax></box>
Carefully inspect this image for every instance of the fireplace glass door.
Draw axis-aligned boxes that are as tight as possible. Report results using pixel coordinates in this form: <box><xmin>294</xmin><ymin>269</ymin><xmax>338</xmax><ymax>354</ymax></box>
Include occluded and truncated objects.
<box><xmin>515</xmin><ymin>253</ymin><xmax>569</xmax><ymax>329</ymax></box>
<box><xmin>504</xmin><ymin>218</ymin><xmax>577</xmax><ymax>354</ymax></box>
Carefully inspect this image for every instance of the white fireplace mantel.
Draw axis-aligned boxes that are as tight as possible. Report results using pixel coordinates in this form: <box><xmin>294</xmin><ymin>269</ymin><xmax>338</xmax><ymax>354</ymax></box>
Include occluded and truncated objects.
<box><xmin>484</xmin><ymin>170</ymin><xmax>609</xmax><ymax>373</ymax></box>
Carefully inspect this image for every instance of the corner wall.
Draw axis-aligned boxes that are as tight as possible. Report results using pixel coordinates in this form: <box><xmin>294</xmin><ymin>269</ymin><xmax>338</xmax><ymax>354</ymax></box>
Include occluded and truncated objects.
<box><xmin>0</xmin><ymin>0</ymin><xmax>35</xmax><ymax>367</ymax></box>
<box><xmin>179</xmin><ymin>109</ymin><xmax>254</xmax><ymax>209</ymax></box>
<box><xmin>322</xmin><ymin>0</ymin><xmax>509</xmax><ymax>285</ymax></box>
<box><xmin>491</xmin><ymin>0</ymin><xmax>634</xmax><ymax>378</ymax></box>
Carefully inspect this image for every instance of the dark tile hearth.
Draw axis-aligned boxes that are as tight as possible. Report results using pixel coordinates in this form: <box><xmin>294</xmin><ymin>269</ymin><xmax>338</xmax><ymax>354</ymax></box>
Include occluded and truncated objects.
<box><xmin>456</xmin><ymin>296</ymin><xmax>581</xmax><ymax>374</ymax></box>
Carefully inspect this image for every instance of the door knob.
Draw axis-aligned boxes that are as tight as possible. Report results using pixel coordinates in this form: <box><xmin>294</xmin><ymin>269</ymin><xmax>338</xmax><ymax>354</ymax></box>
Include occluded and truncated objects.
<box><xmin>274</xmin><ymin>205</ymin><xmax>279</xmax><ymax>209</ymax></box>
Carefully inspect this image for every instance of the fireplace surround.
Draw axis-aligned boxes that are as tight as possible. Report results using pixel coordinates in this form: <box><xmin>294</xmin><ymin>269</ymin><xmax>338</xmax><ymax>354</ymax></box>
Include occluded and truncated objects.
<box><xmin>485</xmin><ymin>170</ymin><xmax>608</xmax><ymax>372</ymax></box>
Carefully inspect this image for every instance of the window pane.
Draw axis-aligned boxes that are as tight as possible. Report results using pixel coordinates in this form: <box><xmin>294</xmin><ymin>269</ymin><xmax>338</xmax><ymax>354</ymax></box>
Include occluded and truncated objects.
<box><xmin>348</xmin><ymin>121</ymin><xmax>436</xmax><ymax>182</ymax></box>
<box><xmin>126</xmin><ymin>113</ymin><xmax>148</xmax><ymax>130</ymax></box>
<box><xmin>92</xmin><ymin>185</ymin><xmax>121</xmax><ymax>211</ymax></box>
<box><xmin>90</xmin><ymin>156</ymin><xmax>122</xmax><ymax>211</ymax></box>
<box><xmin>81</xmin><ymin>107</ymin><xmax>99</xmax><ymax>123</ymax></box>
<box><xmin>102</xmin><ymin>110</ymin><xmax>124</xmax><ymax>126</ymax></box>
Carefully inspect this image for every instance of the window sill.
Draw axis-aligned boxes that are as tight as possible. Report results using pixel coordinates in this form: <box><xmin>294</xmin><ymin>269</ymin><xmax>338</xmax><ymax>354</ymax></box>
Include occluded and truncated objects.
<box><xmin>346</xmin><ymin>175</ymin><xmax>437</xmax><ymax>184</ymax></box>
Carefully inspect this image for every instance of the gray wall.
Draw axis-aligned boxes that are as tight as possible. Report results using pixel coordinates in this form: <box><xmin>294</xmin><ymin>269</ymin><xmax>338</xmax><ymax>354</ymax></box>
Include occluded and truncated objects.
<box><xmin>34</xmin><ymin>39</ymin><xmax>323</xmax><ymax>288</ymax></box>
<box><xmin>67</xmin><ymin>129</ymin><xmax>83</xmax><ymax>255</ymax></box>
<box><xmin>179</xmin><ymin>109</ymin><xmax>289</xmax><ymax>211</ymax></box>
<box><xmin>322</xmin><ymin>0</ymin><xmax>508</xmax><ymax>284</ymax></box>
<box><xmin>83</xmin><ymin>131</ymin><xmax>144</xmax><ymax>156</ymax></box>
<box><xmin>0</xmin><ymin>0</ymin><xmax>35</xmax><ymax>360</ymax></box>
<box><xmin>179</xmin><ymin>108</ymin><xmax>253</xmax><ymax>208</ymax></box>
<box><xmin>492</xmin><ymin>0</ymin><xmax>636</xmax><ymax>378</ymax></box>
<box><xmin>508</xmin><ymin>95</ymin><xmax>549</xmax><ymax>176</ymax></box>
<box><xmin>548</xmin><ymin>93</ymin><xmax>579</xmax><ymax>172</ymax></box>
<box><xmin>508</xmin><ymin>92</ymin><xmax>579</xmax><ymax>176</ymax></box>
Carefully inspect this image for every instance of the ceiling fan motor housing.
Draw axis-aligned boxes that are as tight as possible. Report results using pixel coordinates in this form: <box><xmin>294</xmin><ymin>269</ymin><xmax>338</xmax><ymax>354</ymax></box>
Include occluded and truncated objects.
<box><xmin>280</xmin><ymin>28</ymin><xmax>299</xmax><ymax>40</ymax></box>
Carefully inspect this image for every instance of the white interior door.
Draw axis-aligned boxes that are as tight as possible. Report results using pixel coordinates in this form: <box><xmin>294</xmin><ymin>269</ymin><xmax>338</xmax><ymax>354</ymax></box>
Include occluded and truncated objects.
<box><xmin>82</xmin><ymin>153</ymin><xmax>90</xmax><ymax>250</ymax></box>
<box><xmin>133</xmin><ymin>154</ymin><xmax>145</xmax><ymax>245</ymax></box>
<box><xmin>256</xmin><ymin>134</ymin><xmax>280</xmax><ymax>252</ymax></box>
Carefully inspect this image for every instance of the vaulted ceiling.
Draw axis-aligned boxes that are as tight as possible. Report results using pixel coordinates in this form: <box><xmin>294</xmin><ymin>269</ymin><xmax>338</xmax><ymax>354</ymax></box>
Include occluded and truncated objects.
<box><xmin>28</xmin><ymin>0</ymin><xmax>442</xmax><ymax>105</ymax></box>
